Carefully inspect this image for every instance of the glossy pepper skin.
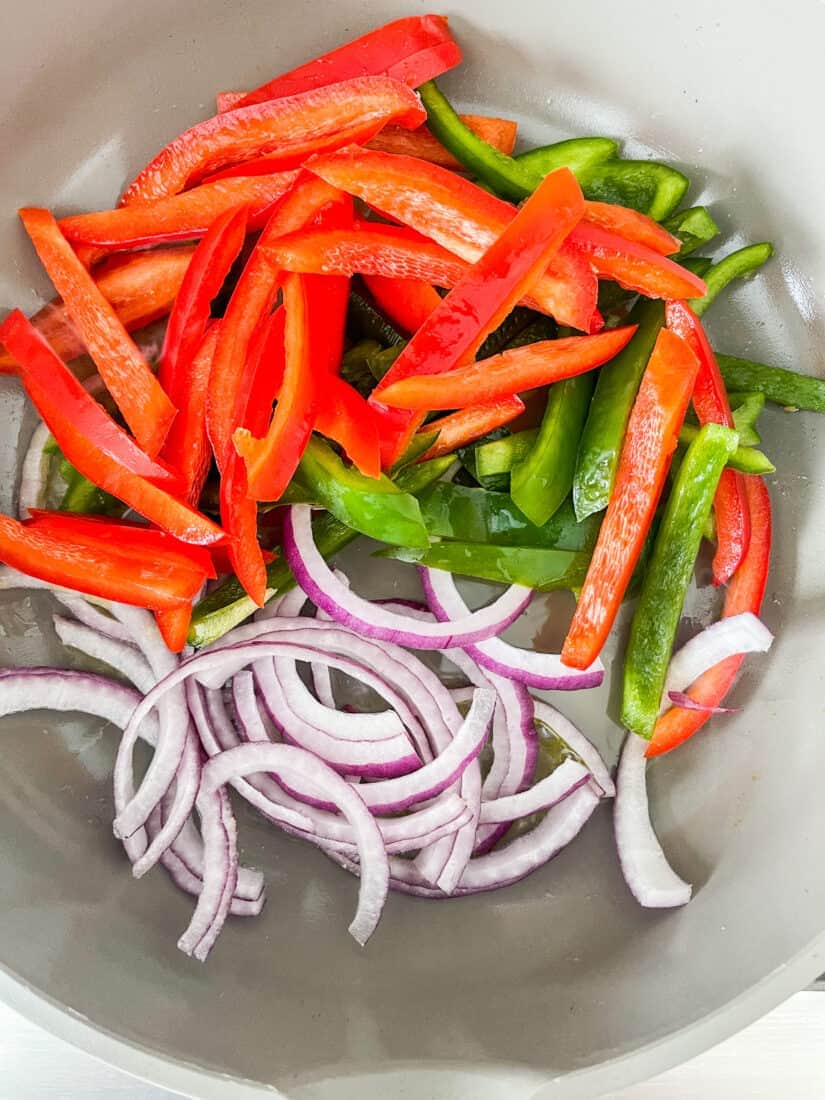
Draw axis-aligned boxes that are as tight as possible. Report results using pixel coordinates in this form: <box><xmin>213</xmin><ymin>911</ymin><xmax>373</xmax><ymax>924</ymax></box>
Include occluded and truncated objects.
<box><xmin>222</xmin><ymin>15</ymin><xmax>462</xmax><ymax>110</ymax></box>
<box><xmin>368</xmin><ymin>114</ymin><xmax>517</xmax><ymax>170</ymax></box>
<box><xmin>207</xmin><ymin>177</ymin><xmax>347</xmax><ymax>464</ymax></box>
<box><xmin>620</xmin><ymin>423</ymin><xmax>739</xmax><ymax>739</ymax></box>
<box><xmin>187</xmin><ymin>456</ymin><xmax>453</xmax><ymax>648</ymax></box>
<box><xmin>24</xmin><ymin>511</ymin><xmax>216</xmax><ymax>580</ymax></box>
<box><xmin>122</xmin><ymin>77</ymin><xmax>426</xmax><ymax>204</ymax></box>
<box><xmin>716</xmin><ymin>354</ymin><xmax>825</xmax><ymax>413</ymax></box>
<box><xmin>234</xmin><ymin>272</ymin><xmax>321</xmax><ymax>501</ymax></box>
<box><xmin>378</xmin><ymin>541</ymin><xmax>591</xmax><ymax>591</ymax></box>
<box><xmin>0</xmin><ymin>311</ymin><xmax>224</xmax><ymax>546</ymax></box>
<box><xmin>58</xmin><ymin>174</ymin><xmax>300</xmax><ymax>250</ymax></box>
<box><xmin>19</xmin><ymin>208</ymin><xmax>176</xmax><ymax>458</ymax></box>
<box><xmin>646</xmin><ymin>475</ymin><xmax>772</xmax><ymax>757</ymax></box>
<box><xmin>418</xmin><ymin>483</ymin><xmax>601</xmax><ymax>551</ymax></box>
<box><xmin>295</xmin><ymin>436</ymin><xmax>428</xmax><ymax>547</ymax></box>
<box><xmin>0</xmin><ymin>248</ymin><xmax>195</xmax><ymax>375</ymax></box>
<box><xmin>572</xmin><ymin>300</ymin><xmax>665</xmax><ymax>521</ymax></box>
<box><xmin>510</xmin><ymin>372</ymin><xmax>595</xmax><ymax>528</ymax></box>
<box><xmin>666</xmin><ymin>300</ymin><xmax>750</xmax><ymax>585</ymax></box>
<box><xmin>307</xmin><ymin>147</ymin><xmax>602</xmax><ymax>331</ymax></box>
<box><xmin>0</xmin><ymin>514</ymin><xmax>209</xmax><ymax>611</ymax></box>
<box><xmin>417</xmin><ymin>395</ymin><xmax>525</xmax><ymax>461</ymax></box>
<box><xmin>361</xmin><ymin>274</ymin><xmax>442</xmax><ymax>335</ymax></box>
<box><xmin>376</xmin><ymin>326</ymin><xmax>637</xmax><ymax>411</ymax></box>
<box><xmin>314</xmin><ymin>376</ymin><xmax>382</xmax><ymax>478</ymax></box>
<box><xmin>689</xmin><ymin>243</ymin><xmax>774</xmax><ymax>317</ymax></box>
<box><xmin>562</xmin><ymin>328</ymin><xmax>701</xmax><ymax>670</ymax></box>
<box><xmin>370</xmin><ymin>166</ymin><xmax>587</xmax><ymax>464</ymax></box>
<box><xmin>159</xmin><ymin>206</ymin><xmax>249</xmax><ymax>499</ymax></box>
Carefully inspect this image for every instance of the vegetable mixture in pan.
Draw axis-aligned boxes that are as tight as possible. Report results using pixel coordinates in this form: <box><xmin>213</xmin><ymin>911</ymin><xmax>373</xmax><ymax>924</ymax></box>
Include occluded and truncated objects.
<box><xmin>0</xmin><ymin>14</ymin><xmax>817</xmax><ymax>960</ymax></box>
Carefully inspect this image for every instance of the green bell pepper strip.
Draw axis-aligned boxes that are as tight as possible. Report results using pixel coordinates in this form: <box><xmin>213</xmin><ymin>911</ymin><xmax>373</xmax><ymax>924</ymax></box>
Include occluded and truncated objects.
<box><xmin>620</xmin><ymin>423</ymin><xmax>739</xmax><ymax>739</ymax></box>
<box><xmin>476</xmin><ymin>306</ymin><xmax>540</xmax><ymax>360</ymax></box>
<box><xmin>680</xmin><ymin>256</ymin><xmax>713</xmax><ymax>277</ymax></box>
<box><xmin>187</xmin><ymin>456</ymin><xmax>453</xmax><ymax>647</ymax></box>
<box><xmin>418</xmin><ymin>483</ymin><xmax>601</xmax><ymax>550</ymax></box>
<box><xmin>295</xmin><ymin>436</ymin><xmax>429</xmax><ymax>547</ymax></box>
<box><xmin>689</xmin><ymin>242</ymin><xmax>774</xmax><ymax>317</ymax></box>
<box><xmin>514</xmin><ymin>137</ymin><xmax>618</xmax><ymax>182</ymax></box>
<box><xmin>572</xmin><ymin>241</ymin><xmax>774</xmax><ymax>521</ymax></box>
<box><xmin>578</xmin><ymin>160</ymin><xmax>689</xmax><ymax>220</ymax></box>
<box><xmin>340</xmin><ymin>339</ymin><xmax>383</xmax><ymax>397</ymax></box>
<box><xmin>377</xmin><ymin>541</ymin><xmax>591</xmax><ymax>591</ymax></box>
<box><xmin>346</xmin><ymin>289</ymin><xmax>405</xmax><ymax>347</ymax></box>
<box><xmin>730</xmin><ymin>391</ymin><xmax>766</xmax><ymax>446</ymax></box>
<box><xmin>676</xmin><ymin>423</ymin><xmax>774</xmax><ymax>474</ymax></box>
<box><xmin>661</xmin><ymin>206</ymin><xmax>720</xmax><ymax>257</ymax></box>
<box><xmin>573</xmin><ymin>299</ymin><xmax>665</xmax><ymax>520</ymax></box>
<box><xmin>59</xmin><ymin>463</ymin><xmax>125</xmax><ymax>516</ymax></box>
<box><xmin>717</xmin><ymin>353</ymin><xmax>825</xmax><ymax>412</ymax></box>
<box><xmin>366</xmin><ymin>343</ymin><xmax>404</xmax><ymax>382</ymax></box>
<box><xmin>510</xmin><ymin>372</ymin><xmax>595</xmax><ymax>526</ymax></box>
<box><xmin>474</xmin><ymin>421</ymin><xmax>774</xmax><ymax>481</ymax></box>
<box><xmin>419</xmin><ymin>81</ymin><xmax>537</xmax><ymax>203</ymax></box>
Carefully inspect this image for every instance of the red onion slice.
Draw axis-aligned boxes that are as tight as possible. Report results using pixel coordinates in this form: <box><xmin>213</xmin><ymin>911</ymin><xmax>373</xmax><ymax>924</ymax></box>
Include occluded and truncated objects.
<box><xmin>614</xmin><ymin>733</ymin><xmax>692</xmax><ymax>908</ymax></box>
<box><xmin>54</xmin><ymin>594</ymin><xmax>137</xmax><ymax>643</ymax></box>
<box><xmin>532</xmin><ymin>699</ymin><xmax>615</xmax><ymax>799</ymax></box>
<box><xmin>283</xmin><ymin>504</ymin><xmax>533</xmax><ymax>650</ymax></box>
<box><xmin>18</xmin><ymin>421</ymin><xmax>53</xmax><ymax>518</ymax></box>
<box><xmin>327</xmin><ymin>783</ymin><xmax>601</xmax><ymax>898</ymax></box>
<box><xmin>478</xmin><ymin>759</ymin><xmax>590</xmax><ymax>824</ymax></box>
<box><xmin>200</xmin><ymin>742</ymin><xmax>390</xmax><ymax>948</ymax></box>
<box><xmin>666</xmin><ymin>691</ymin><xmax>740</xmax><ymax>715</ymax></box>
<box><xmin>661</xmin><ymin>612</ymin><xmax>773</xmax><ymax>715</ymax></box>
<box><xmin>420</xmin><ymin>567</ymin><xmax>604</xmax><ymax>690</ymax></box>
<box><xmin>178</xmin><ymin>786</ymin><xmax>238</xmax><ymax>961</ymax></box>
<box><xmin>109</xmin><ymin>605</ymin><xmax>191</xmax><ymax>842</ymax></box>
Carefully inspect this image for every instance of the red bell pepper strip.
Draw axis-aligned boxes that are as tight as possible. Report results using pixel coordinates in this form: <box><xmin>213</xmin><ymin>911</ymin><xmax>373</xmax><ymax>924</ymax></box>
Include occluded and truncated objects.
<box><xmin>159</xmin><ymin>205</ymin><xmax>248</xmax><ymax>402</ymax></box>
<box><xmin>161</xmin><ymin>323</ymin><xmax>221</xmax><ymax>505</ymax></box>
<box><xmin>158</xmin><ymin>206</ymin><xmax>248</xmax><ymax>500</ymax></box>
<box><xmin>206</xmin><ymin>176</ymin><xmax>347</xmax><ymax>464</ymax></box>
<box><xmin>646</xmin><ymin>475</ymin><xmax>771</xmax><ymax>757</ymax></box>
<box><xmin>314</xmin><ymin>376</ymin><xmax>382</xmax><ymax>478</ymax></box>
<box><xmin>0</xmin><ymin>515</ymin><xmax>207</xmax><ymax>610</ymax></box>
<box><xmin>377</xmin><ymin>326</ymin><xmax>637</xmax><ymax>410</ymax></box>
<box><xmin>267</xmin><ymin>223</ymin><xmax>471</xmax><ymax>284</ymax></box>
<box><xmin>122</xmin><ymin>77</ymin><xmax>425</xmax><ymax>204</ymax></box>
<box><xmin>362</xmin><ymin>274</ymin><xmax>442</xmax><ymax>335</ymax></box>
<box><xmin>367</xmin><ymin>115</ymin><xmax>518</xmax><ymax>170</ymax></box>
<box><xmin>567</xmin><ymin>223</ymin><xmax>706</xmax><ymax>300</ymax></box>
<box><xmin>221</xmin><ymin>309</ymin><xmax>287</xmax><ymax>603</ymax></box>
<box><xmin>307</xmin><ymin>148</ymin><xmax>602</xmax><ymax>331</ymax></box>
<box><xmin>579</xmin><ymin>202</ymin><xmax>680</xmax><ymax>256</ymax></box>
<box><xmin>19</xmin><ymin>208</ymin><xmax>177</xmax><ymax>457</ymax></box>
<box><xmin>154</xmin><ymin>605</ymin><xmax>193</xmax><ymax>653</ymax></box>
<box><xmin>59</xmin><ymin>173</ymin><xmax>300</xmax><ymax>251</ymax></box>
<box><xmin>210</xmin><ymin>114</ymin><xmax>519</xmax><ymax>180</ymax></box>
<box><xmin>0</xmin><ymin>309</ymin><xmax>177</xmax><ymax>485</ymax></box>
<box><xmin>25</xmin><ymin>511</ymin><xmax>216</xmax><ymax>580</ymax></box>
<box><xmin>665</xmin><ymin>300</ymin><xmax>751</xmax><ymax>585</ymax></box>
<box><xmin>0</xmin><ymin>311</ymin><xmax>224</xmax><ymax>546</ymax></box>
<box><xmin>370</xmin><ymin>167</ymin><xmax>587</xmax><ymax>463</ymax></box>
<box><xmin>0</xmin><ymin>248</ymin><xmax>195</xmax><ymax>375</ymax></box>
<box><xmin>234</xmin><ymin>272</ymin><xmax>320</xmax><ymax>501</ymax></box>
<box><xmin>417</xmin><ymin>395</ymin><xmax>526</xmax><ymax>461</ymax></box>
<box><xmin>561</xmin><ymin>328</ymin><xmax>701</xmax><ymax>670</ymax></box>
<box><xmin>220</xmin><ymin>15</ymin><xmax>462</xmax><ymax>111</ymax></box>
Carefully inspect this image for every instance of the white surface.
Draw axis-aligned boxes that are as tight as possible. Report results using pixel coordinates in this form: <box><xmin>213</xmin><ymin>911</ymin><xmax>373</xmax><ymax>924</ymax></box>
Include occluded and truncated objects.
<box><xmin>2</xmin><ymin>992</ymin><xmax>825</xmax><ymax>1099</ymax></box>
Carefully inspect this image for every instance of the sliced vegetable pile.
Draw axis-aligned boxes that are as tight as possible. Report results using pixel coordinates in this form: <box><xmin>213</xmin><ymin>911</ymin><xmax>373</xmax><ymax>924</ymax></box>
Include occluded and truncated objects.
<box><xmin>0</xmin><ymin>15</ymin><xmax>820</xmax><ymax>958</ymax></box>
